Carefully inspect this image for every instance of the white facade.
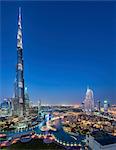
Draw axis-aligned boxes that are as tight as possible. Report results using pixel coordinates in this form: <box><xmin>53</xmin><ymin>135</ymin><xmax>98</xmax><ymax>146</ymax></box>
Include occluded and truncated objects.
<box><xmin>86</xmin><ymin>134</ymin><xmax>116</xmax><ymax>150</ymax></box>
<box><xmin>104</xmin><ymin>100</ymin><xmax>108</xmax><ymax>113</ymax></box>
<box><xmin>86</xmin><ymin>134</ymin><xmax>94</xmax><ymax>149</ymax></box>
<box><xmin>18</xmin><ymin>81</ymin><xmax>23</xmax><ymax>88</ymax></box>
<box><xmin>84</xmin><ymin>87</ymin><xmax>94</xmax><ymax>113</ymax></box>
<box><xmin>18</xmin><ymin>63</ymin><xmax>23</xmax><ymax>70</ymax></box>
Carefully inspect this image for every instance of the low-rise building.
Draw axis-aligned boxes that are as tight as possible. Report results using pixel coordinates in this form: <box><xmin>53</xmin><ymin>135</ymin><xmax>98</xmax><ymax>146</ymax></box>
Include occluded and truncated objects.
<box><xmin>86</xmin><ymin>131</ymin><xmax>116</xmax><ymax>150</ymax></box>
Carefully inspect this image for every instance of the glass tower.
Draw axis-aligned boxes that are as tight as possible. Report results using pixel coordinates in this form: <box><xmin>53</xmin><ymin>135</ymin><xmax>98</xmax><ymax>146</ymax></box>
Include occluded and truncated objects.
<box><xmin>15</xmin><ymin>8</ymin><xmax>25</xmax><ymax>117</ymax></box>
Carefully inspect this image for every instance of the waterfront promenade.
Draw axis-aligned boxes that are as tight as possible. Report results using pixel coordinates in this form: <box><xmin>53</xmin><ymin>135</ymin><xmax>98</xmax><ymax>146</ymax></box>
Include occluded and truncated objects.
<box><xmin>0</xmin><ymin>117</ymin><xmax>85</xmax><ymax>148</ymax></box>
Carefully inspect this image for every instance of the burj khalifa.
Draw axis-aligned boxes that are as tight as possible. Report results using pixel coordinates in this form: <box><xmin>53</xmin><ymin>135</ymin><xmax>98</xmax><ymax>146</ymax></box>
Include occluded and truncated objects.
<box><xmin>14</xmin><ymin>7</ymin><xmax>25</xmax><ymax>117</ymax></box>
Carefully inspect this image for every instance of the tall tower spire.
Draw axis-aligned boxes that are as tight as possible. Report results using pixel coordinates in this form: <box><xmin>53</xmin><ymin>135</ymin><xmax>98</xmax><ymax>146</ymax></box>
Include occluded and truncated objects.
<box><xmin>17</xmin><ymin>7</ymin><xmax>23</xmax><ymax>49</ymax></box>
<box><xmin>16</xmin><ymin>7</ymin><xmax>25</xmax><ymax>117</ymax></box>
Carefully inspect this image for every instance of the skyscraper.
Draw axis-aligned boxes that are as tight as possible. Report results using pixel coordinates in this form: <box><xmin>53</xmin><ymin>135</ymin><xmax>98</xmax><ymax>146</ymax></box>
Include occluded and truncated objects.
<box><xmin>15</xmin><ymin>8</ymin><xmax>25</xmax><ymax>117</ymax></box>
<box><xmin>38</xmin><ymin>99</ymin><xmax>41</xmax><ymax>116</ymax></box>
<box><xmin>24</xmin><ymin>87</ymin><xmax>30</xmax><ymax>116</ymax></box>
<box><xmin>104</xmin><ymin>100</ymin><xmax>108</xmax><ymax>113</ymax></box>
<box><xmin>84</xmin><ymin>87</ymin><xmax>94</xmax><ymax>114</ymax></box>
<box><xmin>97</xmin><ymin>100</ymin><xmax>101</xmax><ymax>112</ymax></box>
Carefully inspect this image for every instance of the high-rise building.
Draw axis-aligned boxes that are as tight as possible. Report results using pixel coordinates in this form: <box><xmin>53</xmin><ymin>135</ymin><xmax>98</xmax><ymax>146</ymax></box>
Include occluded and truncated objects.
<box><xmin>97</xmin><ymin>100</ymin><xmax>101</xmax><ymax>112</ymax></box>
<box><xmin>38</xmin><ymin>99</ymin><xmax>41</xmax><ymax>116</ymax></box>
<box><xmin>25</xmin><ymin>87</ymin><xmax>30</xmax><ymax>116</ymax></box>
<box><xmin>104</xmin><ymin>100</ymin><xmax>108</xmax><ymax>113</ymax></box>
<box><xmin>0</xmin><ymin>98</ymin><xmax>12</xmax><ymax>116</ymax></box>
<box><xmin>81</xmin><ymin>102</ymin><xmax>85</xmax><ymax>111</ymax></box>
<box><xmin>84</xmin><ymin>87</ymin><xmax>94</xmax><ymax>113</ymax></box>
<box><xmin>14</xmin><ymin>8</ymin><xmax>25</xmax><ymax>117</ymax></box>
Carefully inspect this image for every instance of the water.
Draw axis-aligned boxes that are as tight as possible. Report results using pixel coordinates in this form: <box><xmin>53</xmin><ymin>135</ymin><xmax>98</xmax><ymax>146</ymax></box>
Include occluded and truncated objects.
<box><xmin>5</xmin><ymin>139</ymin><xmax>66</xmax><ymax>150</ymax></box>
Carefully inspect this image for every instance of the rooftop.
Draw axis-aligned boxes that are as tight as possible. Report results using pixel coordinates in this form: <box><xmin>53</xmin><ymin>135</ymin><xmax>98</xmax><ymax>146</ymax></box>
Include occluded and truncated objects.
<box><xmin>91</xmin><ymin>131</ymin><xmax>116</xmax><ymax>146</ymax></box>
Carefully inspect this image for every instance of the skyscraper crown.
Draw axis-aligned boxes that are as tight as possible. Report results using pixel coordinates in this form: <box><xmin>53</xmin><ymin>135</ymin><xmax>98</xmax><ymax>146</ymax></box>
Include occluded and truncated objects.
<box><xmin>17</xmin><ymin>7</ymin><xmax>23</xmax><ymax>49</ymax></box>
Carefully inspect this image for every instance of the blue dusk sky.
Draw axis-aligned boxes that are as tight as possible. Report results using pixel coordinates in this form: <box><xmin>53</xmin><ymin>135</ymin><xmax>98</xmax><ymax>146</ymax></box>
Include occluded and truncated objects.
<box><xmin>1</xmin><ymin>1</ymin><xmax>116</xmax><ymax>105</ymax></box>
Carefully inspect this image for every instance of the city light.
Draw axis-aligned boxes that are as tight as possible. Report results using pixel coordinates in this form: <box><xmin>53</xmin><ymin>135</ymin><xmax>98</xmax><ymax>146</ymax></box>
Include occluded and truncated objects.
<box><xmin>0</xmin><ymin>1</ymin><xmax>115</xmax><ymax>150</ymax></box>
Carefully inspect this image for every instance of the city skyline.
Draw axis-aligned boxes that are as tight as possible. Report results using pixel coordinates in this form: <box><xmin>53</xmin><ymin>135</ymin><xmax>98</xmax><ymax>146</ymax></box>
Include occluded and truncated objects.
<box><xmin>1</xmin><ymin>1</ymin><xmax>116</xmax><ymax>105</ymax></box>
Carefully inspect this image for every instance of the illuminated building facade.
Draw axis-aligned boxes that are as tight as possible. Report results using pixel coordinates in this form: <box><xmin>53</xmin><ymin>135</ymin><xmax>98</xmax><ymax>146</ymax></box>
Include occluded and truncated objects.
<box><xmin>0</xmin><ymin>98</ymin><xmax>12</xmax><ymax>116</ymax></box>
<box><xmin>24</xmin><ymin>87</ymin><xmax>30</xmax><ymax>116</ymax></box>
<box><xmin>14</xmin><ymin>8</ymin><xmax>25</xmax><ymax>117</ymax></box>
<box><xmin>104</xmin><ymin>100</ymin><xmax>108</xmax><ymax>113</ymax></box>
<box><xmin>84</xmin><ymin>87</ymin><xmax>94</xmax><ymax>113</ymax></box>
<box><xmin>38</xmin><ymin>99</ymin><xmax>41</xmax><ymax>116</ymax></box>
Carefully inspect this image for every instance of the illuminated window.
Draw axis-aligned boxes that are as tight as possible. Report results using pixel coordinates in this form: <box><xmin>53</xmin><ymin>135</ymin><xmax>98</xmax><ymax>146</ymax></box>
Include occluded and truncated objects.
<box><xmin>18</xmin><ymin>82</ymin><xmax>23</xmax><ymax>88</ymax></box>
<box><xmin>18</xmin><ymin>63</ymin><xmax>23</xmax><ymax>70</ymax></box>
<box><xmin>19</xmin><ymin>98</ymin><xmax>23</xmax><ymax>103</ymax></box>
